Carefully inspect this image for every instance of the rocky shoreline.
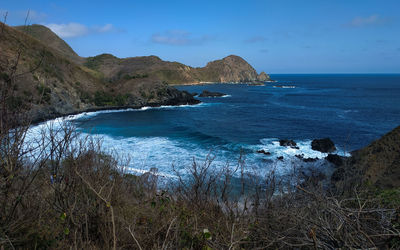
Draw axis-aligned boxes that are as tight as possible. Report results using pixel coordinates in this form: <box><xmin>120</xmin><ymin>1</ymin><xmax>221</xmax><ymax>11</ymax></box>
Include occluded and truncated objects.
<box><xmin>29</xmin><ymin>89</ymin><xmax>201</xmax><ymax>125</ymax></box>
<box><xmin>30</xmin><ymin>101</ymin><xmax>201</xmax><ymax>126</ymax></box>
<box><xmin>170</xmin><ymin>80</ymin><xmax>276</xmax><ymax>86</ymax></box>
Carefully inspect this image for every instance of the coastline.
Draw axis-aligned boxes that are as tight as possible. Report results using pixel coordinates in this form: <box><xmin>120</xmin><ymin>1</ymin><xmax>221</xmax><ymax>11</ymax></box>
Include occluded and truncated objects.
<box><xmin>170</xmin><ymin>80</ymin><xmax>276</xmax><ymax>86</ymax></box>
<box><xmin>30</xmin><ymin>100</ymin><xmax>202</xmax><ymax>126</ymax></box>
<box><xmin>29</xmin><ymin>80</ymin><xmax>280</xmax><ymax>125</ymax></box>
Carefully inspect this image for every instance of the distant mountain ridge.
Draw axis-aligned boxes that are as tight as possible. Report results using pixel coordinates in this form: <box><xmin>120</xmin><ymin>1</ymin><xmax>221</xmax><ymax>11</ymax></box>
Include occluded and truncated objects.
<box><xmin>16</xmin><ymin>24</ymin><xmax>271</xmax><ymax>85</ymax></box>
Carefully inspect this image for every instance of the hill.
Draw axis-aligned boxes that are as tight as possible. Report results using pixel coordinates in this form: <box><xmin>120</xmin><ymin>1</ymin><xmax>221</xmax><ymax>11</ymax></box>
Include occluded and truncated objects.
<box><xmin>16</xmin><ymin>24</ymin><xmax>271</xmax><ymax>85</ymax></box>
<box><xmin>14</xmin><ymin>24</ymin><xmax>83</xmax><ymax>64</ymax></box>
<box><xmin>1</xmin><ymin>23</ymin><xmax>197</xmax><ymax>123</ymax></box>
<box><xmin>83</xmin><ymin>53</ymin><xmax>271</xmax><ymax>85</ymax></box>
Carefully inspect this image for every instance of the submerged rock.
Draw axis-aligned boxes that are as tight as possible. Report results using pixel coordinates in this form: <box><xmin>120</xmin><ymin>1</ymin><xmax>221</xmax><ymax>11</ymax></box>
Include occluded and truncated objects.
<box><xmin>279</xmin><ymin>139</ymin><xmax>297</xmax><ymax>147</ymax></box>
<box><xmin>277</xmin><ymin>156</ymin><xmax>284</xmax><ymax>160</ymax></box>
<box><xmin>311</xmin><ymin>138</ymin><xmax>336</xmax><ymax>153</ymax></box>
<box><xmin>199</xmin><ymin>90</ymin><xmax>226</xmax><ymax>97</ymax></box>
<box><xmin>295</xmin><ymin>154</ymin><xmax>318</xmax><ymax>162</ymax></box>
<box><xmin>279</xmin><ymin>139</ymin><xmax>299</xmax><ymax>149</ymax></box>
<box><xmin>257</xmin><ymin>149</ymin><xmax>271</xmax><ymax>155</ymax></box>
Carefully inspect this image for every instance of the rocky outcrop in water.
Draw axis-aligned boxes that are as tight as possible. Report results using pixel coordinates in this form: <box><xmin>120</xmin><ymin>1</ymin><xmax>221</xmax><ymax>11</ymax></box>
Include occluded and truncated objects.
<box><xmin>325</xmin><ymin>154</ymin><xmax>344</xmax><ymax>166</ymax></box>
<box><xmin>257</xmin><ymin>149</ymin><xmax>271</xmax><ymax>155</ymax></box>
<box><xmin>279</xmin><ymin>139</ymin><xmax>298</xmax><ymax>148</ymax></box>
<box><xmin>311</xmin><ymin>138</ymin><xmax>336</xmax><ymax>153</ymax></box>
<box><xmin>199</xmin><ymin>90</ymin><xmax>225</xmax><ymax>97</ymax></box>
<box><xmin>257</xmin><ymin>71</ymin><xmax>271</xmax><ymax>82</ymax></box>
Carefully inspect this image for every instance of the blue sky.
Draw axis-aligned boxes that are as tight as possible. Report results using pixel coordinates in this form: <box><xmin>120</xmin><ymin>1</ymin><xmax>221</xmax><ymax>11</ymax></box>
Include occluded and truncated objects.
<box><xmin>1</xmin><ymin>0</ymin><xmax>399</xmax><ymax>73</ymax></box>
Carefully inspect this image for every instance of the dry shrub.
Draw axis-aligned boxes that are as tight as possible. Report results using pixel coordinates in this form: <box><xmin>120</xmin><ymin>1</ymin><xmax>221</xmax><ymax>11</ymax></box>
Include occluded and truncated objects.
<box><xmin>1</xmin><ymin>16</ymin><xmax>399</xmax><ymax>250</ymax></box>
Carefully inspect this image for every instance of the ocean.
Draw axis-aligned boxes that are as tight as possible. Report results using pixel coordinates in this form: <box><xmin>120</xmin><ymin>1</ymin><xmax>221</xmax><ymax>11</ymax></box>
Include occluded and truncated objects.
<box><xmin>30</xmin><ymin>74</ymin><xmax>400</xmax><ymax>179</ymax></box>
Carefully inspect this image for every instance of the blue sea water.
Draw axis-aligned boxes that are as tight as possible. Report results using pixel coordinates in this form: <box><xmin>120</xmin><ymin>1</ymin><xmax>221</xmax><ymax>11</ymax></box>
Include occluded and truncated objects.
<box><xmin>57</xmin><ymin>74</ymin><xmax>400</xmax><ymax>178</ymax></box>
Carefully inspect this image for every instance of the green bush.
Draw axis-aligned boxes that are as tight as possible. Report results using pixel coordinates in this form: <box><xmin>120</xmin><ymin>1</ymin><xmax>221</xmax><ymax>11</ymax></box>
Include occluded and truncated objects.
<box><xmin>94</xmin><ymin>91</ymin><xmax>114</xmax><ymax>106</ymax></box>
<box><xmin>114</xmin><ymin>94</ymin><xmax>129</xmax><ymax>106</ymax></box>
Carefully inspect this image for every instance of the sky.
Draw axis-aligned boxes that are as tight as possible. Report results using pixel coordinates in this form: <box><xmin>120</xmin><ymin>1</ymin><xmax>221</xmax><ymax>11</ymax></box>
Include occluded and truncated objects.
<box><xmin>1</xmin><ymin>0</ymin><xmax>399</xmax><ymax>73</ymax></box>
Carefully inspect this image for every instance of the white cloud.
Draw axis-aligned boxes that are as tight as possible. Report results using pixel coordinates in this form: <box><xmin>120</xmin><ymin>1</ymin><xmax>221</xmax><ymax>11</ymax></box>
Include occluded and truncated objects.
<box><xmin>348</xmin><ymin>14</ymin><xmax>386</xmax><ymax>27</ymax></box>
<box><xmin>45</xmin><ymin>23</ymin><xmax>115</xmax><ymax>38</ymax></box>
<box><xmin>46</xmin><ymin>23</ymin><xmax>88</xmax><ymax>38</ymax></box>
<box><xmin>151</xmin><ymin>30</ymin><xmax>212</xmax><ymax>46</ymax></box>
<box><xmin>94</xmin><ymin>24</ymin><xmax>114</xmax><ymax>33</ymax></box>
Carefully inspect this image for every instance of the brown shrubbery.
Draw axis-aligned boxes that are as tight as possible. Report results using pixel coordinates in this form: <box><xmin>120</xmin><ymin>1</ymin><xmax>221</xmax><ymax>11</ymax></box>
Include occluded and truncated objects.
<box><xmin>1</xmin><ymin>17</ymin><xmax>399</xmax><ymax>250</ymax></box>
<box><xmin>0</xmin><ymin>119</ymin><xmax>399</xmax><ymax>249</ymax></box>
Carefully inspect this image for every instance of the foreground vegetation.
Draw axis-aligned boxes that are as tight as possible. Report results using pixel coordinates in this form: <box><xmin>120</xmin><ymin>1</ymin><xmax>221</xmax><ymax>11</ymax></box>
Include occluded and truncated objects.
<box><xmin>0</xmin><ymin>118</ymin><xmax>399</xmax><ymax>249</ymax></box>
<box><xmin>1</xmin><ymin>18</ymin><xmax>399</xmax><ymax>250</ymax></box>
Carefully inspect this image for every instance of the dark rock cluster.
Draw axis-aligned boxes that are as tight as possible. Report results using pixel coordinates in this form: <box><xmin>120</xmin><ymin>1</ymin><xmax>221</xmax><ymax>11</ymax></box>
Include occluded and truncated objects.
<box><xmin>311</xmin><ymin>138</ymin><xmax>336</xmax><ymax>153</ymax></box>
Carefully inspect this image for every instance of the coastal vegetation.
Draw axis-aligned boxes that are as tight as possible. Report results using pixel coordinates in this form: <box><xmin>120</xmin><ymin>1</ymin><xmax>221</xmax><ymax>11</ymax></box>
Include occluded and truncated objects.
<box><xmin>0</xmin><ymin>21</ymin><xmax>399</xmax><ymax>249</ymax></box>
<box><xmin>1</xmin><ymin>116</ymin><xmax>399</xmax><ymax>249</ymax></box>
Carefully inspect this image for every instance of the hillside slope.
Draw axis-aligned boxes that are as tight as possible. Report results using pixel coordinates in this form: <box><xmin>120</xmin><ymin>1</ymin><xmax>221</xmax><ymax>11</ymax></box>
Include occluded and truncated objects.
<box><xmin>14</xmin><ymin>24</ymin><xmax>83</xmax><ymax>64</ymax></box>
<box><xmin>84</xmin><ymin>53</ymin><xmax>271</xmax><ymax>85</ymax></box>
<box><xmin>332</xmin><ymin>125</ymin><xmax>400</xmax><ymax>189</ymax></box>
<box><xmin>1</xmin><ymin>23</ymin><xmax>198</xmax><ymax>122</ymax></box>
<box><xmin>16</xmin><ymin>24</ymin><xmax>271</xmax><ymax>85</ymax></box>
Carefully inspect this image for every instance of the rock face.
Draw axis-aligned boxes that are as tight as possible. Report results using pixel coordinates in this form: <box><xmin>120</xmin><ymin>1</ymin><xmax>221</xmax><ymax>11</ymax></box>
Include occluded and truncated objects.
<box><xmin>199</xmin><ymin>90</ymin><xmax>225</xmax><ymax>97</ymax></box>
<box><xmin>311</xmin><ymin>138</ymin><xmax>336</xmax><ymax>153</ymax></box>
